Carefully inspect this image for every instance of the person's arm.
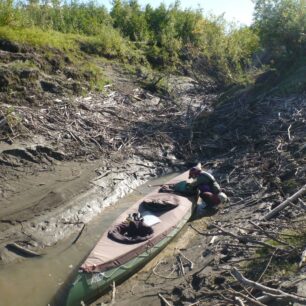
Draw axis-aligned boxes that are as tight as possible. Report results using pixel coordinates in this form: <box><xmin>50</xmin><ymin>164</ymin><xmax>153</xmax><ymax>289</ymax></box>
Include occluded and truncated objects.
<box><xmin>211</xmin><ymin>181</ymin><xmax>221</xmax><ymax>194</ymax></box>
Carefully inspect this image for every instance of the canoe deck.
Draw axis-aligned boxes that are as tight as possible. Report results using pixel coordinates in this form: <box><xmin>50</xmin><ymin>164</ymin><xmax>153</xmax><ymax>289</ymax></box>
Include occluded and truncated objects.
<box><xmin>64</xmin><ymin>170</ymin><xmax>195</xmax><ymax>306</ymax></box>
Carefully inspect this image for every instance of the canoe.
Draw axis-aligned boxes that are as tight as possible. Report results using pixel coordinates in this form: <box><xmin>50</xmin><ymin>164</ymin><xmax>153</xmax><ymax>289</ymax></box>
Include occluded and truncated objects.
<box><xmin>64</xmin><ymin>170</ymin><xmax>196</xmax><ymax>306</ymax></box>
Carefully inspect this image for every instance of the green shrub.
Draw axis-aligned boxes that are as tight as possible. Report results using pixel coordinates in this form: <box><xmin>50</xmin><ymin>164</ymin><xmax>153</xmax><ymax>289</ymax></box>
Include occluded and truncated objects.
<box><xmin>0</xmin><ymin>26</ymin><xmax>78</xmax><ymax>50</ymax></box>
<box><xmin>254</xmin><ymin>0</ymin><xmax>306</xmax><ymax>59</ymax></box>
<box><xmin>80</xmin><ymin>25</ymin><xmax>129</xmax><ymax>59</ymax></box>
<box><xmin>0</xmin><ymin>0</ymin><xmax>262</xmax><ymax>84</ymax></box>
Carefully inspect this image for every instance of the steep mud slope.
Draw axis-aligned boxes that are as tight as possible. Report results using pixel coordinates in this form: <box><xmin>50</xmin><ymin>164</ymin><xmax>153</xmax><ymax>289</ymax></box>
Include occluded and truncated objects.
<box><xmin>0</xmin><ymin>39</ymin><xmax>98</xmax><ymax>107</ymax></box>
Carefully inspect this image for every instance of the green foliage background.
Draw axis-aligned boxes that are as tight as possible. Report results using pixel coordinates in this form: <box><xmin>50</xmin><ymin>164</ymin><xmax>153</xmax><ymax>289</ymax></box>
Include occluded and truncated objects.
<box><xmin>0</xmin><ymin>0</ymin><xmax>305</xmax><ymax>85</ymax></box>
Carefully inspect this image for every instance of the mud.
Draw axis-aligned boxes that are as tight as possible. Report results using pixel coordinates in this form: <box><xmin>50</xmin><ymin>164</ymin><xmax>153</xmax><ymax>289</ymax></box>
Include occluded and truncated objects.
<box><xmin>0</xmin><ymin>49</ymin><xmax>214</xmax><ymax>265</ymax></box>
<box><xmin>1</xmin><ymin>39</ymin><xmax>305</xmax><ymax>306</ymax></box>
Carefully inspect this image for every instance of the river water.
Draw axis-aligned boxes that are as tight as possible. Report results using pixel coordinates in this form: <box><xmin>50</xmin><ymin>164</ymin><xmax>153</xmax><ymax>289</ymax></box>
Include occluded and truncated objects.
<box><xmin>0</xmin><ymin>173</ymin><xmax>178</xmax><ymax>306</ymax></box>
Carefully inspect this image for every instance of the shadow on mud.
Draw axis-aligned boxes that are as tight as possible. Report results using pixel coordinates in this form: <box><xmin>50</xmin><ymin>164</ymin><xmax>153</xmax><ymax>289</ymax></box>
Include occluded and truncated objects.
<box><xmin>191</xmin><ymin>204</ymin><xmax>219</xmax><ymax>220</ymax></box>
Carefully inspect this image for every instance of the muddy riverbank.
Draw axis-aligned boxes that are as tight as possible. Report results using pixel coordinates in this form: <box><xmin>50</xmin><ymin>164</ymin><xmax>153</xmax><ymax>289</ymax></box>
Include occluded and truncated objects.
<box><xmin>1</xmin><ymin>42</ymin><xmax>305</xmax><ymax>306</ymax></box>
<box><xmin>0</xmin><ymin>173</ymin><xmax>182</xmax><ymax>306</ymax></box>
<box><xmin>0</xmin><ymin>61</ymin><xmax>216</xmax><ymax>265</ymax></box>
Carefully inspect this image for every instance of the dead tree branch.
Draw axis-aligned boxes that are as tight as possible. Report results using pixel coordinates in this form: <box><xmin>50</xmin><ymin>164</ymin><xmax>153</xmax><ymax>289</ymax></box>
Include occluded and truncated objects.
<box><xmin>231</xmin><ymin>267</ymin><xmax>306</xmax><ymax>305</ymax></box>
<box><xmin>263</xmin><ymin>184</ymin><xmax>306</xmax><ymax>220</ymax></box>
<box><xmin>210</xmin><ymin>223</ymin><xmax>279</xmax><ymax>250</ymax></box>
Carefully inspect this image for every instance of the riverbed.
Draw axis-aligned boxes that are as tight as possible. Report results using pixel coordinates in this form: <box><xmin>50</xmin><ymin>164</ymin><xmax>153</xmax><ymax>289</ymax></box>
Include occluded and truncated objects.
<box><xmin>0</xmin><ymin>173</ymin><xmax>179</xmax><ymax>306</ymax></box>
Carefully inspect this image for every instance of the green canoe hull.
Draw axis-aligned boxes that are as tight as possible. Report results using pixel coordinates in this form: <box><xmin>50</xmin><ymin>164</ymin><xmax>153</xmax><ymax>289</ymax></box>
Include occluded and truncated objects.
<box><xmin>65</xmin><ymin>207</ymin><xmax>193</xmax><ymax>306</ymax></box>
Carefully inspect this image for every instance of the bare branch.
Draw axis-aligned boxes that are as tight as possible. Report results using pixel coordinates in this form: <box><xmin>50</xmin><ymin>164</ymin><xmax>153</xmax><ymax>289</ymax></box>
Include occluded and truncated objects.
<box><xmin>263</xmin><ymin>184</ymin><xmax>306</xmax><ymax>220</ymax></box>
<box><xmin>231</xmin><ymin>267</ymin><xmax>306</xmax><ymax>305</ymax></box>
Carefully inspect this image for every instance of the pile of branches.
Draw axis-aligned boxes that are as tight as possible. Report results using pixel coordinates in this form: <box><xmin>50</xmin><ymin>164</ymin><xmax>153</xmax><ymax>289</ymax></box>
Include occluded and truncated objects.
<box><xmin>142</xmin><ymin>181</ymin><xmax>306</xmax><ymax>306</ymax></box>
<box><xmin>193</xmin><ymin>93</ymin><xmax>306</xmax><ymax>160</ymax></box>
<box><xmin>0</xmin><ymin>84</ymin><xmax>210</xmax><ymax>162</ymax></box>
<box><xmin>135</xmin><ymin>93</ymin><xmax>306</xmax><ymax>306</ymax></box>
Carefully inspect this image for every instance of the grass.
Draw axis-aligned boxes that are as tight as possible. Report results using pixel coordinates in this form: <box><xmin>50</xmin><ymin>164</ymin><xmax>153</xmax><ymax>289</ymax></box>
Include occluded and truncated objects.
<box><xmin>81</xmin><ymin>62</ymin><xmax>109</xmax><ymax>92</ymax></box>
<box><xmin>272</xmin><ymin>57</ymin><xmax>306</xmax><ymax>96</ymax></box>
<box><xmin>0</xmin><ymin>26</ymin><xmax>130</xmax><ymax>93</ymax></box>
<box><xmin>217</xmin><ymin>55</ymin><xmax>306</xmax><ymax>109</ymax></box>
<box><xmin>0</xmin><ymin>26</ymin><xmax>78</xmax><ymax>50</ymax></box>
<box><xmin>246</xmin><ymin>226</ymin><xmax>306</xmax><ymax>281</ymax></box>
<box><xmin>0</xmin><ymin>25</ymin><xmax>136</xmax><ymax>61</ymax></box>
<box><xmin>7</xmin><ymin>59</ymin><xmax>38</xmax><ymax>71</ymax></box>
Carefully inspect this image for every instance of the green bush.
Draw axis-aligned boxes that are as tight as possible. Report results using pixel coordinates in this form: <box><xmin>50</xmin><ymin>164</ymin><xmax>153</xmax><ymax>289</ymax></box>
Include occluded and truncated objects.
<box><xmin>254</xmin><ymin>0</ymin><xmax>306</xmax><ymax>59</ymax></box>
<box><xmin>0</xmin><ymin>26</ymin><xmax>78</xmax><ymax>50</ymax></box>
<box><xmin>0</xmin><ymin>0</ymin><xmax>262</xmax><ymax>84</ymax></box>
<box><xmin>79</xmin><ymin>25</ymin><xmax>129</xmax><ymax>58</ymax></box>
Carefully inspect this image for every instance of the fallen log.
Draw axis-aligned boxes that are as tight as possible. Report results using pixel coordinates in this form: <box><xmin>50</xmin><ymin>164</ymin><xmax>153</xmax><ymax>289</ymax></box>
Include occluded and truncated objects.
<box><xmin>263</xmin><ymin>184</ymin><xmax>306</xmax><ymax>220</ymax></box>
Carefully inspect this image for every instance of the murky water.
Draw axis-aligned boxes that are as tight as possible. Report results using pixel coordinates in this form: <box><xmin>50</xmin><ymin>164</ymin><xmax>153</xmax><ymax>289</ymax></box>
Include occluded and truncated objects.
<box><xmin>0</xmin><ymin>173</ymin><xmax>178</xmax><ymax>306</ymax></box>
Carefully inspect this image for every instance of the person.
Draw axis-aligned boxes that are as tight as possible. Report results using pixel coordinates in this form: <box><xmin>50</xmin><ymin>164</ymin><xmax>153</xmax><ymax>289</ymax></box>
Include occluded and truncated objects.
<box><xmin>187</xmin><ymin>166</ymin><xmax>228</xmax><ymax>208</ymax></box>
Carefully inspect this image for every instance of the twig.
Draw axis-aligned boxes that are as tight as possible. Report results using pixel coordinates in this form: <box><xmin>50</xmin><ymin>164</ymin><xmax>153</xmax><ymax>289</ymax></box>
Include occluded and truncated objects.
<box><xmin>158</xmin><ymin>293</ymin><xmax>172</xmax><ymax>306</ymax></box>
<box><xmin>249</xmin><ymin>221</ymin><xmax>293</xmax><ymax>248</ymax></box>
<box><xmin>89</xmin><ymin>137</ymin><xmax>103</xmax><ymax>152</ymax></box>
<box><xmin>298</xmin><ymin>198</ymin><xmax>306</xmax><ymax>210</ymax></box>
<box><xmin>227</xmin><ymin>289</ymin><xmax>266</xmax><ymax>306</ymax></box>
<box><xmin>71</xmin><ymin>224</ymin><xmax>86</xmax><ymax>245</ymax></box>
<box><xmin>290</xmin><ymin>276</ymin><xmax>306</xmax><ymax>285</ymax></box>
<box><xmin>235</xmin><ymin>296</ymin><xmax>245</xmax><ymax>306</ymax></box>
<box><xmin>188</xmin><ymin>224</ymin><xmax>215</xmax><ymax>236</ymax></box>
<box><xmin>153</xmin><ymin>260</ymin><xmax>179</xmax><ymax>279</ymax></box>
<box><xmin>256</xmin><ymin>250</ymin><xmax>276</xmax><ymax>283</ymax></box>
<box><xmin>111</xmin><ymin>281</ymin><xmax>116</xmax><ymax>304</ymax></box>
<box><xmin>177</xmin><ymin>255</ymin><xmax>185</xmax><ymax>275</ymax></box>
<box><xmin>287</xmin><ymin>124</ymin><xmax>292</xmax><ymax>140</ymax></box>
<box><xmin>187</xmin><ymin>301</ymin><xmax>200</xmax><ymax>306</ymax></box>
<box><xmin>210</xmin><ymin>223</ymin><xmax>279</xmax><ymax>250</ymax></box>
<box><xmin>178</xmin><ymin>250</ymin><xmax>194</xmax><ymax>270</ymax></box>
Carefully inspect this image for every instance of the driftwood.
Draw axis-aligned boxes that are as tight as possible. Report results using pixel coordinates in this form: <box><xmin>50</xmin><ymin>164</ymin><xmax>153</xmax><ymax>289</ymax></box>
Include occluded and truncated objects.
<box><xmin>6</xmin><ymin>242</ymin><xmax>42</xmax><ymax>257</ymax></box>
<box><xmin>231</xmin><ymin>267</ymin><xmax>306</xmax><ymax>305</ymax></box>
<box><xmin>263</xmin><ymin>184</ymin><xmax>306</xmax><ymax>220</ymax></box>
<box><xmin>210</xmin><ymin>223</ymin><xmax>278</xmax><ymax>250</ymax></box>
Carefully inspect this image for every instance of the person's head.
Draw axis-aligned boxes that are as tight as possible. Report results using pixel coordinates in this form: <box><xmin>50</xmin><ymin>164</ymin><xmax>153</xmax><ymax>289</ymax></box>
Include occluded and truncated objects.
<box><xmin>189</xmin><ymin>167</ymin><xmax>201</xmax><ymax>179</ymax></box>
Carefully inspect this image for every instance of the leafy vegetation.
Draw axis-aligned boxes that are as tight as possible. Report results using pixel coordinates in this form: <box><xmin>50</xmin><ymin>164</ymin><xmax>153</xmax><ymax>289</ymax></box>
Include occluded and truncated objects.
<box><xmin>253</xmin><ymin>0</ymin><xmax>306</xmax><ymax>65</ymax></box>
<box><xmin>0</xmin><ymin>0</ymin><xmax>261</xmax><ymax>85</ymax></box>
<box><xmin>0</xmin><ymin>0</ymin><xmax>305</xmax><ymax>88</ymax></box>
<box><xmin>246</xmin><ymin>227</ymin><xmax>306</xmax><ymax>281</ymax></box>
